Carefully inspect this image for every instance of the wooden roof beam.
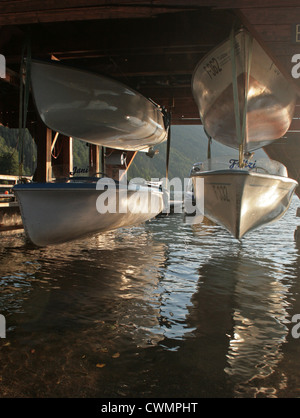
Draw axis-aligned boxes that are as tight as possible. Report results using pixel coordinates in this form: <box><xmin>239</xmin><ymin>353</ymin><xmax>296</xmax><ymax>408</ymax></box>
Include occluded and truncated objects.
<box><xmin>1</xmin><ymin>67</ymin><xmax>19</xmax><ymax>88</ymax></box>
<box><xmin>2</xmin><ymin>9</ymin><xmax>235</xmax><ymax>66</ymax></box>
<box><xmin>3</xmin><ymin>0</ymin><xmax>299</xmax><ymax>15</ymax></box>
<box><xmin>0</xmin><ymin>5</ymin><xmax>188</xmax><ymax>25</ymax></box>
<box><xmin>62</xmin><ymin>51</ymin><xmax>204</xmax><ymax>77</ymax></box>
<box><xmin>47</xmin><ymin>45</ymin><xmax>213</xmax><ymax>60</ymax></box>
<box><xmin>234</xmin><ymin>7</ymin><xmax>300</xmax><ymax>96</ymax></box>
<box><xmin>213</xmin><ymin>0</ymin><xmax>300</xmax><ymax>8</ymax></box>
<box><xmin>0</xmin><ymin>0</ymin><xmax>212</xmax><ymax>15</ymax></box>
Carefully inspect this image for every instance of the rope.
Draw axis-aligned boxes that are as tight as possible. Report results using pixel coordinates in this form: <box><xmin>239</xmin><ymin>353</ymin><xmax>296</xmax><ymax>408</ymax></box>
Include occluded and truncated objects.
<box><xmin>18</xmin><ymin>36</ymin><xmax>31</xmax><ymax>178</ymax></box>
<box><xmin>51</xmin><ymin>137</ymin><xmax>64</xmax><ymax>159</ymax></box>
<box><xmin>230</xmin><ymin>27</ymin><xmax>253</xmax><ymax>168</ymax></box>
<box><xmin>166</xmin><ymin>127</ymin><xmax>171</xmax><ymax>180</ymax></box>
<box><xmin>203</xmin><ymin>127</ymin><xmax>212</xmax><ymax>171</ymax></box>
<box><xmin>204</xmin><ymin>128</ymin><xmax>212</xmax><ymax>159</ymax></box>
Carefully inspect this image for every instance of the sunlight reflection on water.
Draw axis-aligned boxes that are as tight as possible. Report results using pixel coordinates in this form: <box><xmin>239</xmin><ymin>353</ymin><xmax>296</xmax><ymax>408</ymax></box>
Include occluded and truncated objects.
<box><xmin>0</xmin><ymin>196</ymin><xmax>300</xmax><ymax>397</ymax></box>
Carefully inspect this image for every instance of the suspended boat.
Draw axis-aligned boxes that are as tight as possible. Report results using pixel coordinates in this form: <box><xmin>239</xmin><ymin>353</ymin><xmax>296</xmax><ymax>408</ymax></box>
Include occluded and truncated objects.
<box><xmin>14</xmin><ymin>60</ymin><xmax>169</xmax><ymax>246</ymax></box>
<box><xmin>14</xmin><ymin>177</ymin><xmax>164</xmax><ymax>246</ymax></box>
<box><xmin>190</xmin><ymin>27</ymin><xmax>298</xmax><ymax>238</ymax></box>
<box><xmin>190</xmin><ymin>156</ymin><xmax>298</xmax><ymax>239</ymax></box>
<box><xmin>192</xmin><ymin>28</ymin><xmax>296</xmax><ymax>153</ymax></box>
<box><xmin>30</xmin><ymin>59</ymin><xmax>168</xmax><ymax>151</ymax></box>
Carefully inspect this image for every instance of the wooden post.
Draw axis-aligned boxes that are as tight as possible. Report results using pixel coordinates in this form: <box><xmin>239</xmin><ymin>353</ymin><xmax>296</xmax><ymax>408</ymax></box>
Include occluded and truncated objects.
<box><xmin>105</xmin><ymin>148</ymin><xmax>137</xmax><ymax>181</ymax></box>
<box><xmin>89</xmin><ymin>144</ymin><xmax>100</xmax><ymax>176</ymax></box>
<box><xmin>32</xmin><ymin>123</ymin><xmax>52</xmax><ymax>182</ymax></box>
<box><xmin>101</xmin><ymin>146</ymin><xmax>105</xmax><ymax>174</ymax></box>
<box><xmin>52</xmin><ymin>134</ymin><xmax>73</xmax><ymax>179</ymax></box>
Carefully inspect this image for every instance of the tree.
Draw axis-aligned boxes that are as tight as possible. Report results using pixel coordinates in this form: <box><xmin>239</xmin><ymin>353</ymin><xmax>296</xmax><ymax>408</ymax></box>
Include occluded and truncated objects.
<box><xmin>0</xmin><ymin>150</ymin><xmax>19</xmax><ymax>175</ymax></box>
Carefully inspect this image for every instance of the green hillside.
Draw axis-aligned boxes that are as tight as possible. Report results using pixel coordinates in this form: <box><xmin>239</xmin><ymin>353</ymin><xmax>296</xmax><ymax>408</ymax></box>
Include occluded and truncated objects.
<box><xmin>0</xmin><ymin>125</ymin><xmax>37</xmax><ymax>176</ymax></box>
<box><xmin>128</xmin><ymin>125</ymin><xmax>206</xmax><ymax>181</ymax></box>
<box><xmin>71</xmin><ymin>124</ymin><xmax>243</xmax><ymax>181</ymax></box>
<box><xmin>127</xmin><ymin>125</ymin><xmax>257</xmax><ymax>181</ymax></box>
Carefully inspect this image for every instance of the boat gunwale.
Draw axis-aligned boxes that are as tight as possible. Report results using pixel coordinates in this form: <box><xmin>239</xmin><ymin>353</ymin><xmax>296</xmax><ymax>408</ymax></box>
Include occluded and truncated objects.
<box><xmin>13</xmin><ymin>181</ymin><xmax>163</xmax><ymax>193</ymax></box>
<box><xmin>31</xmin><ymin>59</ymin><xmax>164</xmax><ymax>112</ymax></box>
<box><xmin>190</xmin><ymin>169</ymin><xmax>299</xmax><ymax>186</ymax></box>
<box><xmin>191</xmin><ymin>28</ymin><xmax>251</xmax><ymax>93</ymax></box>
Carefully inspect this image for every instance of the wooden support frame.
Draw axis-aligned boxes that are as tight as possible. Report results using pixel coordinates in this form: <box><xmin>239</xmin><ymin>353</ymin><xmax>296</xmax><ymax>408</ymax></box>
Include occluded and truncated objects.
<box><xmin>32</xmin><ymin>124</ymin><xmax>52</xmax><ymax>182</ymax></box>
<box><xmin>89</xmin><ymin>144</ymin><xmax>100</xmax><ymax>176</ymax></box>
<box><xmin>32</xmin><ymin>124</ymin><xmax>73</xmax><ymax>182</ymax></box>
<box><xmin>104</xmin><ymin>148</ymin><xmax>137</xmax><ymax>181</ymax></box>
<box><xmin>52</xmin><ymin>134</ymin><xmax>73</xmax><ymax>179</ymax></box>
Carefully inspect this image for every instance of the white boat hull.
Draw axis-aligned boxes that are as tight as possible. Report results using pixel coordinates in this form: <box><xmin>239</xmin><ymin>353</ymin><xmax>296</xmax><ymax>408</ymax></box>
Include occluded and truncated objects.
<box><xmin>191</xmin><ymin>170</ymin><xmax>298</xmax><ymax>239</ymax></box>
<box><xmin>30</xmin><ymin>60</ymin><xmax>167</xmax><ymax>151</ymax></box>
<box><xmin>14</xmin><ymin>181</ymin><xmax>163</xmax><ymax>246</ymax></box>
<box><xmin>192</xmin><ymin>29</ymin><xmax>296</xmax><ymax>152</ymax></box>
<box><xmin>264</xmin><ymin>132</ymin><xmax>300</xmax><ymax>200</ymax></box>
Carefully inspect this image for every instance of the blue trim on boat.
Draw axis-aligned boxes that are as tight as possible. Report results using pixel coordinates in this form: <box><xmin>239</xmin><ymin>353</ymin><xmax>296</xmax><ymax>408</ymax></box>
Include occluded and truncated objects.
<box><xmin>14</xmin><ymin>179</ymin><xmax>121</xmax><ymax>191</ymax></box>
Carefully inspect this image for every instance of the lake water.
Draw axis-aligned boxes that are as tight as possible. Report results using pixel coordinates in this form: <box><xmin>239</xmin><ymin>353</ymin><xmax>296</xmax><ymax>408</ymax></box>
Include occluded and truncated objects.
<box><xmin>1</xmin><ymin>196</ymin><xmax>300</xmax><ymax>398</ymax></box>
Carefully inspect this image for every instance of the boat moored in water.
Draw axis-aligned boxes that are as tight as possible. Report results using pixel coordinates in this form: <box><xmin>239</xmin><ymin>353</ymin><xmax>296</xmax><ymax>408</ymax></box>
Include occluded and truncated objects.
<box><xmin>14</xmin><ymin>177</ymin><xmax>164</xmax><ymax>246</ymax></box>
<box><xmin>189</xmin><ymin>156</ymin><xmax>298</xmax><ymax>239</ymax></box>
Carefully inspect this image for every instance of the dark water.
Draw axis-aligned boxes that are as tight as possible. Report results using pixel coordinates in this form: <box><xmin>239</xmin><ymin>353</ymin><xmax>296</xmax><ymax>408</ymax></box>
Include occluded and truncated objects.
<box><xmin>1</xmin><ymin>197</ymin><xmax>300</xmax><ymax>398</ymax></box>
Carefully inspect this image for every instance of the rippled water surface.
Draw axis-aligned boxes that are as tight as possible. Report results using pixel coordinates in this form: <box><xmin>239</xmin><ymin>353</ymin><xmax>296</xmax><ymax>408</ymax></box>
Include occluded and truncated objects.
<box><xmin>1</xmin><ymin>196</ymin><xmax>300</xmax><ymax>398</ymax></box>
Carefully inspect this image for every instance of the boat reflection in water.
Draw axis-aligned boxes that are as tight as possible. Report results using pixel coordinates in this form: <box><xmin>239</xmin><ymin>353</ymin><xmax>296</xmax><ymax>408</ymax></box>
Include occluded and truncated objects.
<box><xmin>186</xmin><ymin>210</ymin><xmax>299</xmax><ymax>397</ymax></box>
<box><xmin>224</xmin><ymin>256</ymin><xmax>289</xmax><ymax>398</ymax></box>
<box><xmin>0</xmin><ymin>201</ymin><xmax>300</xmax><ymax>397</ymax></box>
<box><xmin>0</xmin><ymin>226</ymin><xmax>170</xmax><ymax>349</ymax></box>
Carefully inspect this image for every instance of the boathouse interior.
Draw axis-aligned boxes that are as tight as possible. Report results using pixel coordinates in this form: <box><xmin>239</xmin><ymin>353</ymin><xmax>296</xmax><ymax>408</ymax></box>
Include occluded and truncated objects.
<box><xmin>0</xmin><ymin>0</ymin><xmax>300</xmax><ymax>187</ymax></box>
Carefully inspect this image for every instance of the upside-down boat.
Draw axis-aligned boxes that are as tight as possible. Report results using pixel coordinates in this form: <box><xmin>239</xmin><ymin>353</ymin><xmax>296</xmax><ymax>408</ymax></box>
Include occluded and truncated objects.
<box><xmin>30</xmin><ymin>60</ymin><xmax>167</xmax><ymax>151</ymax></box>
<box><xmin>192</xmin><ymin>28</ymin><xmax>296</xmax><ymax>152</ymax></box>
